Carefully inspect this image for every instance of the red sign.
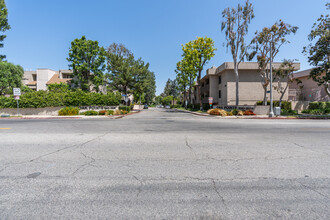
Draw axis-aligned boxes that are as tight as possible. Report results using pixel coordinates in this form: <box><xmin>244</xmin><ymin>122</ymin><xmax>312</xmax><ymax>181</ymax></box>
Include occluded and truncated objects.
<box><xmin>14</xmin><ymin>96</ymin><xmax>20</xmax><ymax>100</ymax></box>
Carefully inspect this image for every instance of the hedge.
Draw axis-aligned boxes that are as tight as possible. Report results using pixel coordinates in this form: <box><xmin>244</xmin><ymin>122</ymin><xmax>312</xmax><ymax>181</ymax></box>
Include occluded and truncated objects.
<box><xmin>0</xmin><ymin>90</ymin><xmax>121</xmax><ymax>108</ymax></box>
<box><xmin>256</xmin><ymin>101</ymin><xmax>292</xmax><ymax>110</ymax></box>
<box><xmin>308</xmin><ymin>102</ymin><xmax>330</xmax><ymax>110</ymax></box>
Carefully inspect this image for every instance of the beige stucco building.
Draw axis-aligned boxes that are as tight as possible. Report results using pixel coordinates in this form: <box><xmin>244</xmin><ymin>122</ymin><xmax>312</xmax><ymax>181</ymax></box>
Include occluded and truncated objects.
<box><xmin>23</xmin><ymin>69</ymin><xmax>72</xmax><ymax>91</ymax></box>
<box><xmin>194</xmin><ymin>62</ymin><xmax>300</xmax><ymax>106</ymax></box>
<box><xmin>289</xmin><ymin>69</ymin><xmax>329</xmax><ymax>101</ymax></box>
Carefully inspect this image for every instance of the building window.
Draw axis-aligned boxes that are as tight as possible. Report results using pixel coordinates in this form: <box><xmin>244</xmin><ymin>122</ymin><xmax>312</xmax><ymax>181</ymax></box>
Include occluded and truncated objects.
<box><xmin>219</xmin><ymin>90</ymin><xmax>221</xmax><ymax>99</ymax></box>
<box><xmin>32</xmin><ymin>74</ymin><xmax>37</xmax><ymax>81</ymax></box>
<box><xmin>219</xmin><ymin>75</ymin><xmax>221</xmax><ymax>84</ymax></box>
<box><xmin>206</xmin><ymin>79</ymin><xmax>209</xmax><ymax>85</ymax></box>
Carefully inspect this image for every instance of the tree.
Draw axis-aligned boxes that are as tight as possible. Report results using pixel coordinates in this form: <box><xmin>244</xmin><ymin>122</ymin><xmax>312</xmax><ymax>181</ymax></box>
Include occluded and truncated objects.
<box><xmin>182</xmin><ymin>37</ymin><xmax>216</xmax><ymax>110</ymax></box>
<box><xmin>67</xmin><ymin>36</ymin><xmax>106</xmax><ymax>92</ymax></box>
<box><xmin>221</xmin><ymin>0</ymin><xmax>254</xmax><ymax>106</ymax></box>
<box><xmin>0</xmin><ymin>62</ymin><xmax>23</xmax><ymax>95</ymax></box>
<box><xmin>274</xmin><ymin>59</ymin><xmax>300</xmax><ymax>108</ymax></box>
<box><xmin>0</xmin><ymin>0</ymin><xmax>10</xmax><ymax>61</ymax></box>
<box><xmin>106</xmin><ymin>43</ymin><xmax>156</xmax><ymax>104</ymax></box>
<box><xmin>249</xmin><ymin>20</ymin><xmax>298</xmax><ymax>105</ymax></box>
<box><xmin>303</xmin><ymin>2</ymin><xmax>330</xmax><ymax>97</ymax></box>
<box><xmin>163</xmin><ymin>78</ymin><xmax>178</xmax><ymax>104</ymax></box>
<box><xmin>175</xmin><ymin>61</ymin><xmax>188</xmax><ymax>107</ymax></box>
<box><xmin>175</xmin><ymin>58</ymin><xmax>197</xmax><ymax>107</ymax></box>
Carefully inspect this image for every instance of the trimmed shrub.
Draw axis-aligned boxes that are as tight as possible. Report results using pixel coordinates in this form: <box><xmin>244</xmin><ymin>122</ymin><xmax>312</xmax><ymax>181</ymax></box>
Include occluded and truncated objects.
<box><xmin>107</xmin><ymin>110</ymin><xmax>114</xmax><ymax>115</ymax></box>
<box><xmin>226</xmin><ymin>111</ymin><xmax>233</xmax><ymax>116</ymax></box>
<box><xmin>281</xmin><ymin>109</ymin><xmax>298</xmax><ymax>115</ymax></box>
<box><xmin>308</xmin><ymin>102</ymin><xmax>320</xmax><ymax>110</ymax></box>
<box><xmin>243</xmin><ymin>110</ymin><xmax>256</xmax><ymax>115</ymax></box>
<box><xmin>231</xmin><ymin>109</ymin><xmax>239</xmax><ymax>115</ymax></box>
<box><xmin>58</xmin><ymin>107</ymin><xmax>80</xmax><ymax>116</ymax></box>
<box><xmin>113</xmin><ymin>109</ymin><xmax>122</xmax><ymax>115</ymax></box>
<box><xmin>98</xmin><ymin>110</ymin><xmax>107</xmax><ymax>115</ymax></box>
<box><xmin>208</xmin><ymin>108</ymin><xmax>227</xmax><ymax>116</ymax></box>
<box><xmin>83</xmin><ymin>110</ymin><xmax>98</xmax><ymax>116</ymax></box>
<box><xmin>256</xmin><ymin>101</ymin><xmax>291</xmax><ymax>110</ymax></box>
<box><xmin>237</xmin><ymin>110</ymin><xmax>244</xmax><ymax>116</ymax></box>
<box><xmin>119</xmin><ymin>105</ymin><xmax>131</xmax><ymax>112</ymax></box>
<box><xmin>121</xmin><ymin>110</ymin><xmax>128</xmax><ymax>114</ymax></box>
<box><xmin>0</xmin><ymin>90</ymin><xmax>121</xmax><ymax>108</ymax></box>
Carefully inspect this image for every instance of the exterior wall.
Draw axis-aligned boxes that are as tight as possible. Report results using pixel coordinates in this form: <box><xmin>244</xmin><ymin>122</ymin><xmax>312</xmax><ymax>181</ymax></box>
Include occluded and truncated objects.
<box><xmin>225</xmin><ymin>69</ymin><xmax>288</xmax><ymax>105</ymax></box>
<box><xmin>36</xmin><ymin>69</ymin><xmax>57</xmax><ymax>91</ymax></box>
<box><xmin>209</xmin><ymin>75</ymin><xmax>218</xmax><ymax>104</ymax></box>
<box><xmin>290</xmin><ymin>74</ymin><xmax>329</xmax><ymax>101</ymax></box>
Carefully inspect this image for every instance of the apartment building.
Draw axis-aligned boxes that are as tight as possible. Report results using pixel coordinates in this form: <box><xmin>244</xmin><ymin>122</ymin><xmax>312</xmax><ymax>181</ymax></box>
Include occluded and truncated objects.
<box><xmin>22</xmin><ymin>69</ymin><xmax>72</xmax><ymax>91</ymax></box>
<box><xmin>194</xmin><ymin>62</ymin><xmax>300</xmax><ymax>106</ymax></box>
<box><xmin>289</xmin><ymin>69</ymin><xmax>329</xmax><ymax>101</ymax></box>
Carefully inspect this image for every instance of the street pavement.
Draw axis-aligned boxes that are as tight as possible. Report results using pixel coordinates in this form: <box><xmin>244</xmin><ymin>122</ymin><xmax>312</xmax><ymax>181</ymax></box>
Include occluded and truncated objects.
<box><xmin>0</xmin><ymin>108</ymin><xmax>329</xmax><ymax>219</ymax></box>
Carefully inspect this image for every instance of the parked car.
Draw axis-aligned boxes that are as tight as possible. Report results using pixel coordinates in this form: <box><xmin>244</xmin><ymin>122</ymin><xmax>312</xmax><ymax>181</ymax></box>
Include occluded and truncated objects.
<box><xmin>144</xmin><ymin>104</ymin><xmax>148</xmax><ymax>109</ymax></box>
<box><xmin>165</xmin><ymin>105</ymin><xmax>170</xmax><ymax>109</ymax></box>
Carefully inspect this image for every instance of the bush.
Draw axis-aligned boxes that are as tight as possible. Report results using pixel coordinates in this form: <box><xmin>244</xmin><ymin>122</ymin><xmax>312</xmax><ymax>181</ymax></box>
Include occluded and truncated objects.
<box><xmin>121</xmin><ymin>110</ymin><xmax>128</xmax><ymax>114</ymax></box>
<box><xmin>82</xmin><ymin>110</ymin><xmax>98</xmax><ymax>116</ymax></box>
<box><xmin>243</xmin><ymin>110</ymin><xmax>256</xmax><ymax>115</ymax></box>
<box><xmin>207</xmin><ymin>108</ymin><xmax>227</xmax><ymax>116</ymax></box>
<box><xmin>0</xmin><ymin>90</ymin><xmax>121</xmax><ymax>108</ymax></box>
<box><xmin>98</xmin><ymin>110</ymin><xmax>107</xmax><ymax>115</ymax></box>
<box><xmin>119</xmin><ymin>105</ymin><xmax>131</xmax><ymax>112</ymax></box>
<box><xmin>113</xmin><ymin>109</ymin><xmax>122</xmax><ymax>115</ymax></box>
<box><xmin>107</xmin><ymin>110</ymin><xmax>114</xmax><ymax>115</ymax></box>
<box><xmin>309</xmin><ymin>102</ymin><xmax>330</xmax><ymax>110</ymax></box>
<box><xmin>281</xmin><ymin>109</ymin><xmax>298</xmax><ymax>115</ymax></box>
<box><xmin>256</xmin><ymin>101</ymin><xmax>291</xmax><ymax>110</ymax></box>
<box><xmin>58</xmin><ymin>107</ymin><xmax>80</xmax><ymax>116</ymax></box>
<box><xmin>237</xmin><ymin>110</ymin><xmax>244</xmax><ymax>116</ymax></box>
<box><xmin>226</xmin><ymin>111</ymin><xmax>233</xmax><ymax>116</ymax></box>
<box><xmin>231</xmin><ymin>109</ymin><xmax>239</xmax><ymax>115</ymax></box>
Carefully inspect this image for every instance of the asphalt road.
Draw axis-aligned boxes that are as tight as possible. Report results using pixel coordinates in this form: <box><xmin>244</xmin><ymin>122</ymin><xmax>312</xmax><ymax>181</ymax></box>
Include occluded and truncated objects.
<box><xmin>0</xmin><ymin>108</ymin><xmax>330</xmax><ymax>219</ymax></box>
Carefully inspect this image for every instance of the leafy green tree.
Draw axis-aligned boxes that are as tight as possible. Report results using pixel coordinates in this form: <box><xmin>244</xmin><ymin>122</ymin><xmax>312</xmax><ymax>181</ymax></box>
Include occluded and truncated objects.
<box><xmin>249</xmin><ymin>20</ymin><xmax>298</xmax><ymax>105</ymax></box>
<box><xmin>163</xmin><ymin>78</ymin><xmax>179</xmax><ymax>104</ymax></box>
<box><xmin>303</xmin><ymin>2</ymin><xmax>330</xmax><ymax>98</ymax></box>
<box><xmin>0</xmin><ymin>0</ymin><xmax>10</xmax><ymax>61</ymax></box>
<box><xmin>67</xmin><ymin>36</ymin><xmax>106</xmax><ymax>92</ymax></box>
<box><xmin>0</xmin><ymin>62</ymin><xmax>23</xmax><ymax>95</ymax></box>
<box><xmin>221</xmin><ymin>0</ymin><xmax>254</xmax><ymax>106</ymax></box>
<box><xmin>175</xmin><ymin>61</ymin><xmax>188</xmax><ymax>106</ymax></box>
<box><xmin>106</xmin><ymin>43</ymin><xmax>156</xmax><ymax>104</ymax></box>
<box><xmin>154</xmin><ymin>96</ymin><xmax>161</xmax><ymax>104</ymax></box>
<box><xmin>175</xmin><ymin>58</ymin><xmax>197</xmax><ymax>107</ymax></box>
<box><xmin>182</xmin><ymin>37</ymin><xmax>216</xmax><ymax>110</ymax></box>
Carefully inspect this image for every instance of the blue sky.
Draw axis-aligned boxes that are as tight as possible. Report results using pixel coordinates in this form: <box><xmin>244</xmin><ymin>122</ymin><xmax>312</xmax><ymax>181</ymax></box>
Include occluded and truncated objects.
<box><xmin>3</xmin><ymin>0</ymin><xmax>328</xmax><ymax>95</ymax></box>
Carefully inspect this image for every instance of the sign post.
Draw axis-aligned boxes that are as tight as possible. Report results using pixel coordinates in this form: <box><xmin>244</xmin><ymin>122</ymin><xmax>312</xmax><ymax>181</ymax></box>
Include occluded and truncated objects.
<box><xmin>13</xmin><ymin>88</ymin><xmax>21</xmax><ymax>116</ymax></box>
<box><xmin>208</xmin><ymin>97</ymin><xmax>213</xmax><ymax>109</ymax></box>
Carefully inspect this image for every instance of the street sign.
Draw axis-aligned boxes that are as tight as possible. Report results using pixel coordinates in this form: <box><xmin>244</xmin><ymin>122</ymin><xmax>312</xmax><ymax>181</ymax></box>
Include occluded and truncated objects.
<box><xmin>13</xmin><ymin>88</ymin><xmax>21</xmax><ymax>96</ymax></box>
<box><xmin>208</xmin><ymin>97</ymin><xmax>213</xmax><ymax>104</ymax></box>
<box><xmin>14</xmin><ymin>96</ymin><xmax>20</xmax><ymax>100</ymax></box>
<box><xmin>266</xmin><ymin>91</ymin><xmax>271</xmax><ymax>94</ymax></box>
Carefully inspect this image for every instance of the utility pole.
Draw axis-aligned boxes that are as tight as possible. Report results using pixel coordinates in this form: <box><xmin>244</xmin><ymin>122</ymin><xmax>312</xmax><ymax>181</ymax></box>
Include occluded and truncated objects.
<box><xmin>269</xmin><ymin>36</ymin><xmax>275</xmax><ymax>117</ymax></box>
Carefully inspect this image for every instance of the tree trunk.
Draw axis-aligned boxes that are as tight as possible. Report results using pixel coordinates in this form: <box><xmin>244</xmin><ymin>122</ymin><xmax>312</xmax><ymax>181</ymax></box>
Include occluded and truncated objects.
<box><xmin>325</xmin><ymin>82</ymin><xmax>330</xmax><ymax>98</ymax></box>
<box><xmin>279</xmin><ymin>84</ymin><xmax>289</xmax><ymax>109</ymax></box>
<box><xmin>234</xmin><ymin>61</ymin><xmax>239</xmax><ymax>107</ymax></box>
<box><xmin>263</xmin><ymin>85</ymin><xmax>267</xmax><ymax>106</ymax></box>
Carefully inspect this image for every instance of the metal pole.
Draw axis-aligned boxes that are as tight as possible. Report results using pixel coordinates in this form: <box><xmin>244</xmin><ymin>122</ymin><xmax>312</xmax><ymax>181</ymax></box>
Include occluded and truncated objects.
<box><xmin>269</xmin><ymin>36</ymin><xmax>274</xmax><ymax>117</ymax></box>
<box><xmin>17</xmin><ymin>99</ymin><xmax>19</xmax><ymax>116</ymax></box>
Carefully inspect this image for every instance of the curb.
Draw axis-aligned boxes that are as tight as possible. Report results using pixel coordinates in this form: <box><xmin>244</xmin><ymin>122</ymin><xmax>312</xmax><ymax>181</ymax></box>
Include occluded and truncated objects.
<box><xmin>173</xmin><ymin>108</ymin><xmax>330</xmax><ymax>120</ymax></box>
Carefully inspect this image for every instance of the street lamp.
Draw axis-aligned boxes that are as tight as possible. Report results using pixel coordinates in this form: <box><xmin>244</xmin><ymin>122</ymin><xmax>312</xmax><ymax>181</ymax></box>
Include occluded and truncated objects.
<box><xmin>269</xmin><ymin>36</ymin><xmax>275</xmax><ymax>117</ymax></box>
